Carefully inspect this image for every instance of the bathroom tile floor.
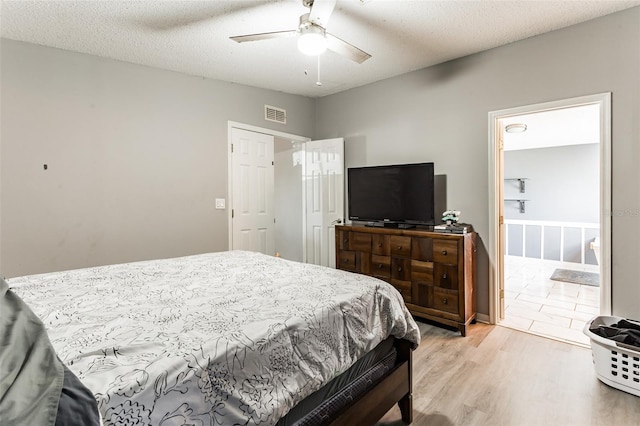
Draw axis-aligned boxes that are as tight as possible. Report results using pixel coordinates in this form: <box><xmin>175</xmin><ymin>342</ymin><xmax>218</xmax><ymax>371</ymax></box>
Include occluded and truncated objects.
<box><xmin>499</xmin><ymin>255</ymin><xmax>600</xmax><ymax>347</ymax></box>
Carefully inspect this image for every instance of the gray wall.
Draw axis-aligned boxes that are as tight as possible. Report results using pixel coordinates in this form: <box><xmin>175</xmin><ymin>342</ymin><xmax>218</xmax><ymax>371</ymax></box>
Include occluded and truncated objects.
<box><xmin>315</xmin><ymin>7</ymin><xmax>640</xmax><ymax>319</ymax></box>
<box><xmin>504</xmin><ymin>144</ymin><xmax>599</xmax><ymax>222</ymax></box>
<box><xmin>0</xmin><ymin>39</ymin><xmax>315</xmax><ymax>277</ymax></box>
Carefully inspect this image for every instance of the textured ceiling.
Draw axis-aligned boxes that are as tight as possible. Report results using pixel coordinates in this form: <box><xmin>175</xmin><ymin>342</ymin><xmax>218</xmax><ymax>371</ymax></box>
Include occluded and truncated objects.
<box><xmin>2</xmin><ymin>0</ymin><xmax>639</xmax><ymax>98</ymax></box>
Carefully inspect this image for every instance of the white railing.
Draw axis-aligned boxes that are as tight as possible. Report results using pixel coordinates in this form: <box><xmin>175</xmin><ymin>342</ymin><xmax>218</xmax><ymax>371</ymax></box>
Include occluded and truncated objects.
<box><xmin>504</xmin><ymin>219</ymin><xmax>599</xmax><ymax>265</ymax></box>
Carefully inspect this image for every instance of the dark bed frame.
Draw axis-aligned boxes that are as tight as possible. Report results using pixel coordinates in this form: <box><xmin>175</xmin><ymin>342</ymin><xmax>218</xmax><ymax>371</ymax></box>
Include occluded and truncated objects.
<box><xmin>327</xmin><ymin>339</ymin><xmax>413</xmax><ymax>425</ymax></box>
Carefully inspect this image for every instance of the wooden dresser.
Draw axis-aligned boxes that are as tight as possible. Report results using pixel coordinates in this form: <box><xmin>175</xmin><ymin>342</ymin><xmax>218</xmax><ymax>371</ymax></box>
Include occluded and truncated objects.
<box><xmin>335</xmin><ymin>224</ymin><xmax>477</xmax><ymax>336</ymax></box>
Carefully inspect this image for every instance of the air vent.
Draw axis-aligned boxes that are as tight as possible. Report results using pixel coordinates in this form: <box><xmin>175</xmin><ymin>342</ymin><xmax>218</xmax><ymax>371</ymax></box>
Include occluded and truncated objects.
<box><xmin>265</xmin><ymin>105</ymin><xmax>286</xmax><ymax>124</ymax></box>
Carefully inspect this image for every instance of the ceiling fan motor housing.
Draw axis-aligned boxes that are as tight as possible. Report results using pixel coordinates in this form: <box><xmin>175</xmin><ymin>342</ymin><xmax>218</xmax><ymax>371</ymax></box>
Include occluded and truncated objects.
<box><xmin>299</xmin><ymin>13</ymin><xmax>326</xmax><ymax>32</ymax></box>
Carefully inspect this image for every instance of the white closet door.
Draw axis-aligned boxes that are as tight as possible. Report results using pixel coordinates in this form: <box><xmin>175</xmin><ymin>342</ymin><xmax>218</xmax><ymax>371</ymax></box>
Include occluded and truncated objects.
<box><xmin>231</xmin><ymin>128</ymin><xmax>275</xmax><ymax>255</ymax></box>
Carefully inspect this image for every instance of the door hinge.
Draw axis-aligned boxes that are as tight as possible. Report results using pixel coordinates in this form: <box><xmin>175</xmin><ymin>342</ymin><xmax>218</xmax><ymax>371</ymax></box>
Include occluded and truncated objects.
<box><xmin>231</xmin><ymin>144</ymin><xmax>234</xmax><ymax>153</ymax></box>
<box><xmin>499</xmin><ymin>215</ymin><xmax>504</xmax><ymax>225</ymax></box>
<box><xmin>500</xmin><ymin>289</ymin><xmax>505</xmax><ymax>299</ymax></box>
<box><xmin>272</xmin><ymin>161</ymin><xmax>274</xmax><ymax>166</ymax></box>
<box><xmin>232</xmin><ymin>209</ymin><xmax>234</xmax><ymax>219</ymax></box>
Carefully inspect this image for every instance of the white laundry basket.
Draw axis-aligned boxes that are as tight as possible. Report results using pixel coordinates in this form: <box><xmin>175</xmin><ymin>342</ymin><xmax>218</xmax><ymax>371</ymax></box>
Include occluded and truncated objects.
<box><xmin>584</xmin><ymin>316</ymin><xmax>640</xmax><ymax>397</ymax></box>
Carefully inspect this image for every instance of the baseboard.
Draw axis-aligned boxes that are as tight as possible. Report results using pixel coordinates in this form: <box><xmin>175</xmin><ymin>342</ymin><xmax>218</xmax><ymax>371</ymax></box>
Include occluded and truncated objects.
<box><xmin>476</xmin><ymin>313</ymin><xmax>490</xmax><ymax>324</ymax></box>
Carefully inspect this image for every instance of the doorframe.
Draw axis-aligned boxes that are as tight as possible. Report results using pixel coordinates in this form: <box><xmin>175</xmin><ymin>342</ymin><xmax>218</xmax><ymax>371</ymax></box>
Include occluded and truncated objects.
<box><xmin>487</xmin><ymin>93</ymin><xmax>612</xmax><ymax>324</ymax></box>
<box><xmin>227</xmin><ymin>121</ymin><xmax>310</xmax><ymax>255</ymax></box>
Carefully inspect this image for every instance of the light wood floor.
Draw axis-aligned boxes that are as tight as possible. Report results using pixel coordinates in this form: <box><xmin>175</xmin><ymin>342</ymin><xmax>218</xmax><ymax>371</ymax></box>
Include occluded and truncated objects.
<box><xmin>377</xmin><ymin>320</ymin><xmax>640</xmax><ymax>426</ymax></box>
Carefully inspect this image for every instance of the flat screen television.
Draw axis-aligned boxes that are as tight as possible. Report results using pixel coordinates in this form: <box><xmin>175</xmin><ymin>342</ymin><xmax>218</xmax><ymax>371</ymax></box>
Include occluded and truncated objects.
<box><xmin>348</xmin><ymin>162</ymin><xmax>435</xmax><ymax>227</ymax></box>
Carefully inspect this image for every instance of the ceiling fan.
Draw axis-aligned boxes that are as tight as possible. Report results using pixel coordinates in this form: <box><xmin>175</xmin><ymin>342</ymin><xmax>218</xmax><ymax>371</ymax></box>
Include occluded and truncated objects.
<box><xmin>230</xmin><ymin>0</ymin><xmax>371</xmax><ymax>64</ymax></box>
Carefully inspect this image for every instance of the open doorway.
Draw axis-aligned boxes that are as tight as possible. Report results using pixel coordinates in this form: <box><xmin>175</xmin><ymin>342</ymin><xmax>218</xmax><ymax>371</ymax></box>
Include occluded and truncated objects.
<box><xmin>488</xmin><ymin>93</ymin><xmax>612</xmax><ymax>346</ymax></box>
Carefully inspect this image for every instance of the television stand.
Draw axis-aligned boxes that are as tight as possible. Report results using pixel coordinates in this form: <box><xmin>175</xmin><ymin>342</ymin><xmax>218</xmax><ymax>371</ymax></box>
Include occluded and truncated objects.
<box><xmin>335</xmin><ymin>224</ymin><xmax>477</xmax><ymax>336</ymax></box>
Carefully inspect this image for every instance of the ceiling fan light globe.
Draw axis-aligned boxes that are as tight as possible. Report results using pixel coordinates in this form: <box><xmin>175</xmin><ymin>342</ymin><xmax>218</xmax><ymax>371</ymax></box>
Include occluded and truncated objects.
<box><xmin>298</xmin><ymin>32</ymin><xmax>327</xmax><ymax>56</ymax></box>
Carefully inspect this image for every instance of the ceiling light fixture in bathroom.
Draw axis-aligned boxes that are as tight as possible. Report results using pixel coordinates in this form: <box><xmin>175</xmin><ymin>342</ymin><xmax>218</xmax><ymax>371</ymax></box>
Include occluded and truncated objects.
<box><xmin>505</xmin><ymin>123</ymin><xmax>528</xmax><ymax>133</ymax></box>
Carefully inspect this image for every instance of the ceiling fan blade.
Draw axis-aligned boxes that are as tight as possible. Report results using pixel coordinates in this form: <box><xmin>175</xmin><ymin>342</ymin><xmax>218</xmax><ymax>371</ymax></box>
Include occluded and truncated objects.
<box><xmin>326</xmin><ymin>33</ymin><xmax>371</xmax><ymax>64</ymax></box>
<box><xmin>230</xmin><ymin>30</ymin><xmax>297</xmax><ymax>43</ymax></box>
<box><xmin>308</xmin><ymin>0</ymin><xmax>337</xmax><ymax>28</ymax></box>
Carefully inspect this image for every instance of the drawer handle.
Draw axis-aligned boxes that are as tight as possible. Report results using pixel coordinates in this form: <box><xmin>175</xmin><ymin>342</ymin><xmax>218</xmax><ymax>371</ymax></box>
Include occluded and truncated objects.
<box><xmin>397</xmin><ymin>245</ymin><xmax>402</xmax><ymax>250</ymax></box>
<box><xmin>378</xmin><ymin>264</ymin><xmax>384</xmax><ymax>269</ymax></box>
<box><xmin>344</xmin><ymin>239</ymin><xmax>349</xmax><ymax>244</ymax></box>
<box><xmin>442</xmin><ymin>298</ymin><xmax>448</xmax><ymax>304</ymax></box>
<box><xmin>378</xmin><ymin>243</ymin><xmax>383</xmax><ymax>247</ymax></box>
<box><xmin>398</xmin><ymin>267</ymin><xmax>403</xmax><ymax>272</ymax></box>
<box><xmin>442</xmin><ymin>250</ymin><xmax>447</xmax><ymax>255</ymax></box>
<box><xmin>343</xmin><ymin>259</ymin><xmax>349</xmax><ymax>263</ymax></box>
<box><xmin>443</xmin><ymin>273</ymin><xmax>447</xmax><ymax>279</ymax></box>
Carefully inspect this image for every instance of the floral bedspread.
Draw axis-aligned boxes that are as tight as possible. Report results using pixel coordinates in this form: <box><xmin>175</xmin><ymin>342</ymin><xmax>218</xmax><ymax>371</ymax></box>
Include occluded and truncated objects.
<box><xmin>9</xmin><ymin>250</ymin><xmax>420</xmax><ymax>426</ymax></box>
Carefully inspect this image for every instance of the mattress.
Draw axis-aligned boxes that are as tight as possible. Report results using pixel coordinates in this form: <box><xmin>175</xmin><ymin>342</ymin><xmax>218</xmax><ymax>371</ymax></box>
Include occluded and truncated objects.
<box><xmin>9</xmin><ymin>250</ymin><xmax>420</xmax><ymax>425</ymax></box>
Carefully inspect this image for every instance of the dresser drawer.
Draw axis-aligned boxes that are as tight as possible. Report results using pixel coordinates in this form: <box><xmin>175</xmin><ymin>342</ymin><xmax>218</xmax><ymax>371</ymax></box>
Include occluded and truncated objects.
<box><xmin>390</xmin><ymin>236</ymin><xmax>411</xmax><ymax>256</ymax></box>
<box><xmin>391</xmin><ymin>279</ymin><xmax>412</xmax><ymax>303</ymax></box>
<box><xmin>392</xmin><ymin>257</ymin><xmax>411</xmax><ymax>281</ymax></box>
<box><xmin>433</xmin><ymin>288</ymin><xmax>459</xmax><ymax>315</ymax></box>
<box><xmin>411</xmin><ymin>260</ymin><xmax>434</xmax><ymax>285</ymax></box>
<box><xmin>434</xmin><ymin>263</ymin><xmax>459</xmax><ymax>290</ymax></box>
<box><xmin>372</xmin><ymin>234</ymin><xmax>390</xmax><ymax>255</ymax></box>
<box><xmin>411</xmin><ymin>280</ymin><xmax>431</xmax><ymax>307</ymax></box>
<box><xmin>433</xmin><ymin>239</ymin><xmax>459</xmax><ymax>264</ymax></box>
<box><xmin>412</xmin><ymin>237</ymin><xmax>433</xmax><ymax>261</ymax></box>
<box><xmin>338</xmin><ymin>230</ymin><xmax>351</xmax><ymax>250</ymax></box>
<box><xmin>371</xmin><ymin>255</ymin><xmax>391</xmax><ymax>278</ymax></box>
<box><xmin>337</xmin><ymin>251</ymin><xmax>356</xmax><ymax>271</ymax></box>
<box><xmin>350</xmin><ymin>232</ymin><xmax>372</xmax><ymax>252</ymax></box>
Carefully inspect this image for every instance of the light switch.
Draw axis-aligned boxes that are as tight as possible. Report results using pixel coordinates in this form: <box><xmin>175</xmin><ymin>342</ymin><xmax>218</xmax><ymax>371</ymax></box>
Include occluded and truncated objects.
<box><xmin>215</xmin><ymin>198</ymin><xmax>226</xmax><ymax>209</ymax></box>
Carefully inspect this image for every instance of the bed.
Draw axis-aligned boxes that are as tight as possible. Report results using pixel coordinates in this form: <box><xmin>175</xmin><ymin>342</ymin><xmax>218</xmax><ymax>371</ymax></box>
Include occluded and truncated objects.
<box><xmin>5</xmin><ymin>250</ymin><xmax>421</xmax><ymax>425</ymax></box>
